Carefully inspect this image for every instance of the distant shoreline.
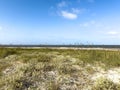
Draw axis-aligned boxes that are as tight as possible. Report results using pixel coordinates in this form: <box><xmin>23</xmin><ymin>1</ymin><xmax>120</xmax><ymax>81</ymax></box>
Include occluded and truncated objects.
<box><xmin>0</xmin><ymin>45</ymin><xmax>120</xmax><ymax>51</ymax></box>
<box><xmin>0</xmin><ymin>45</ymin><xmax>120</xmax><ymax>48</ymax></box>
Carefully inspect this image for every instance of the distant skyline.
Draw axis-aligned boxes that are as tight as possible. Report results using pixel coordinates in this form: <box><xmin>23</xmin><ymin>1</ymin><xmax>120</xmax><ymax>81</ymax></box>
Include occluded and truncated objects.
<box><xmin>0</xmin><ymin>0</ymin><xmax>120</xmax><ymax>45</ymax></box>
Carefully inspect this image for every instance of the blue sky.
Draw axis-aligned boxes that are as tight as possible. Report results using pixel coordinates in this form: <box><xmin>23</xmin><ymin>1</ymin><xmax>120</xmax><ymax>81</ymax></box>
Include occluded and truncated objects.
<box><xmin>0</xmin><ymin>0</ymin><xmax>120</xmax><ymax>45</ymax></box>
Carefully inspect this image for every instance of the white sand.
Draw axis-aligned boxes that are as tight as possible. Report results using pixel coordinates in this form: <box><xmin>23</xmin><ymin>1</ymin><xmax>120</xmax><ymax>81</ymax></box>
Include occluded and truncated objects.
<box><xmin>92</xmin><ymin>68</ymin><xmax>120</xmax><ymax>84</ymax></box>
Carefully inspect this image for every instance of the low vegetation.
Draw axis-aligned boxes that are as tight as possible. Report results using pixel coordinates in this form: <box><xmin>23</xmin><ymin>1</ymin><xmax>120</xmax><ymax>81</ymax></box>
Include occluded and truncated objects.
<box><xmin>0</xmin><ymin>47</ymin><xmax>120</xmax><ymax>90</ymax></box>
<box><xmin>92</xmin><ymin>78</ymin><xmax>120</xmax><ymax>90</ymax></box>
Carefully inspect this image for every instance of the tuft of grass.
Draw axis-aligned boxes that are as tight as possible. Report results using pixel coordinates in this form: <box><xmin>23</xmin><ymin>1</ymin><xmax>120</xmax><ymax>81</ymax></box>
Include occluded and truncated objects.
<box><xmin>37</xmin><ymin>54</ymin><xmax>53</xmax><ymax>62</ymax></box>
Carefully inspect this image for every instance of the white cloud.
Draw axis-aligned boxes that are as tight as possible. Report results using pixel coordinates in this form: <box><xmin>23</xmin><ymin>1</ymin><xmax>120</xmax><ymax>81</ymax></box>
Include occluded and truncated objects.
<box><xmin>57</xmin><ymin>1</ymin><xmax>66</xmax><ymax>8</ymax></box>
<box><xmin>61</xmin><ymin>11</ymin><xmax>77</xmax><ymax>20</ymax></box>
<box><xmin>107</xmin><ymin>31</ymin><xmax>119</xmax><ymax>35</ymax></box>
<box><xmin>55</xmin><ymin>1</ymin><xmax>87</xmax><ymax>20</ymax></box>
<box><xmin>105</xmin><ymin>31</ymin><xmax>120</xmax><ymax>39</ymax></box>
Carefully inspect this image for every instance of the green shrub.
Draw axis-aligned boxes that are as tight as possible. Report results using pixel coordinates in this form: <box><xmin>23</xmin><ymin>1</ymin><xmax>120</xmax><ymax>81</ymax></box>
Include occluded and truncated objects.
<box><xmin>0</xmin><ymin>48</ymin><xmax>17</xmax><ymax>58</ymax></box>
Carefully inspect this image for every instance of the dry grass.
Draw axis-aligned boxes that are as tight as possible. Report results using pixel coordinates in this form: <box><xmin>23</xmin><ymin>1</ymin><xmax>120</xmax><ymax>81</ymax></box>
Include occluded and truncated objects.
<box><xmin>0</xmin><ymin>47</ymin><xmax>120</xmax><ymax>90</ymax></box>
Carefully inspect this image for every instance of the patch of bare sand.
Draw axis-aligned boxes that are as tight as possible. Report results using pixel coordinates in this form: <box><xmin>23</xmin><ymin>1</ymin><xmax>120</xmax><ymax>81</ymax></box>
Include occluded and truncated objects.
<box><xmin>92</xmin><ymin>67</ymin><xmax>120</xmax><ymax>84</ymax></box>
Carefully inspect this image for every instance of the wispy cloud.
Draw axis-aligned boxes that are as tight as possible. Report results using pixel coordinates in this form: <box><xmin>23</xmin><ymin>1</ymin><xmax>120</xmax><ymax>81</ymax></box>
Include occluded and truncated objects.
<box><xmin>72</xmin><ymin>8</ymin><xmax>85</xmax><ymax>14</ymax></box>
<box><xmin>61</xmin><ymin>11</ymin><xmax>77</xmax><ymax>20</ymax></box>
<box><xmin>59</xmin><ymin>8</ymin><xmax>85</xmax><ymax>20</ymax></box>
<box><xmin>80</xmin><ymin>20</ymin><xmax>105</xmax><ymax>28</ymax></box>
<box><xmin>53</xmin><ymin>0</ymin><xmax>88</xmax><ymax>20</ymax></box>
<box><xmin>105</xmin><ymin>31</ymin><xmax>120</xmax><ymax>39</ymax></box>
<box><xmin>107</xmin><ymin>31</ymin><xmax>119</xmax><ymax>35</ymax></box>
<box><xmin>57</xmin><ymin>1</ymin><xmax>66</xmax><ymax>8</ymax></box>
<box><xmin>80</xmin><ymin>20</ymin><xmax>97</xmax><ymax>27</ymax></box>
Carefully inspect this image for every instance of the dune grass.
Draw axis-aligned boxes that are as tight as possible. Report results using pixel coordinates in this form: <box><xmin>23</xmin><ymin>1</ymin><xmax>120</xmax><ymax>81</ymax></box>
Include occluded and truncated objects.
<box><xmin>0</xmin><ymin>47</ymin><xmax>120</xmax><ymax>90</ymax></box>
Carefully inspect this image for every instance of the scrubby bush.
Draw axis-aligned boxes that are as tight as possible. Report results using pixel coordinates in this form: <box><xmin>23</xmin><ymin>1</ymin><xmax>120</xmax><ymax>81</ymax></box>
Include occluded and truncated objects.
<box><xmin>0</xmin><ymin>48</ymin><xmax>17</xmax><ymax>58</ymax></box>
